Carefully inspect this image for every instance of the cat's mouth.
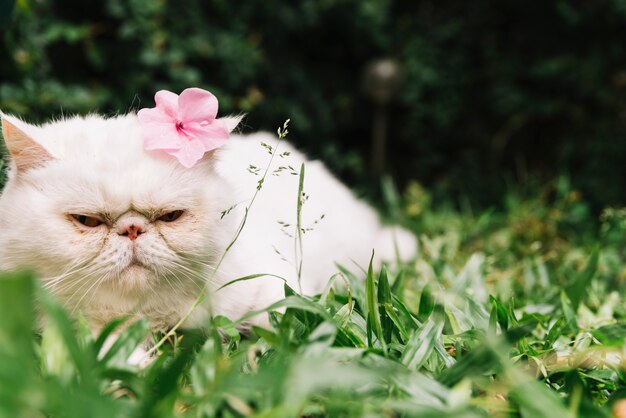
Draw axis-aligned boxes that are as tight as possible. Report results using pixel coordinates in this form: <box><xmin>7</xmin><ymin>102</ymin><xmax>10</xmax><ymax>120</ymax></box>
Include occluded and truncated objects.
<box><xmin>112</xmin><ymin>257</ymin><xmax>154</xmax><ymax>295</ymax></box>
<box><xmin>126</xmin><ymin>257</ymin><xmax>146</xmax><ymax>269</ymax></box>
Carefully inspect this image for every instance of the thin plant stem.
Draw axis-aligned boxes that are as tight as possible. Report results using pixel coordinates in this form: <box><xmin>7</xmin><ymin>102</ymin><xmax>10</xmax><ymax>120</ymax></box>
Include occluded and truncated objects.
<box><xmin>295</xmin><ymin>163</ymin><xmax>305</xmax><ymax>293</ymax></box>
<box><xmin>148</xmin><ymin>119</ymin><xmax>291</xmax><ymax>354</ymax></box>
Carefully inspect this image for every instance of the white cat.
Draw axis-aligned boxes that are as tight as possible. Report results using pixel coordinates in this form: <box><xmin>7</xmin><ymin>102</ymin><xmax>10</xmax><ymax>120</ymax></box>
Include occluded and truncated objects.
<box><xmin>0</xmin><ymin>112</ymin><xmax>416</xmax><ymax>332</ymax></box>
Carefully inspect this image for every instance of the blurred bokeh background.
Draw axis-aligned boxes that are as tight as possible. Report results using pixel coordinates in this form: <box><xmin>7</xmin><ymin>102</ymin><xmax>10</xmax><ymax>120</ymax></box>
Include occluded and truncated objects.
<box><xmin>1</xmin><ymin>0</ymin><xmax>626</xmax><ymax>211</ymax></box>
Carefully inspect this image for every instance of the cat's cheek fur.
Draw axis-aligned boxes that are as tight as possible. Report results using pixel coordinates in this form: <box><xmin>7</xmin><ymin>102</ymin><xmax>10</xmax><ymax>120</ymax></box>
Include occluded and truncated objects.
<box><xmin>0</xmin><ymin>189</ymin><xmax>97</xmax><ymax>281</ymax></box>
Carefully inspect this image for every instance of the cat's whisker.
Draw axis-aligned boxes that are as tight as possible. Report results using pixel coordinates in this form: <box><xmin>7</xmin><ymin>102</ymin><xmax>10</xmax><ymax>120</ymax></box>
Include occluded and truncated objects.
<box><xmin>174</xmin><ymin>254</ymin><xmax>219</xmax><ymax>272</ymax></box>
<box><xmin>61</xmin><ymin>270</ymin><xmax>107</xmax><ymax>303</ymax></box>
<box><xmin>157</xmin><ymin>254</ymin><xmax>203</xmax><ymax>275</ymax></box>
<box><xmin>162</xmin><ymin>259</ymin><xmax>206</xmax><ymax>281</ymax></box>
<box><xmin>173</xmin><ymin>254</ymin><xmax>242</xmax><ymax>282</ymax></box>
<box><xmin>78</xmin><ymin>275</ymin><xmax>109</xmax><ymax>313</ymax></box>
<box><xmin>159</xmin><ymin>271</ymin><xmax>189</xmax><ymax>298</ymax></box>
<box><xmin>42</xmin><ymin>257</ymin><xmax>88</xmax><ymax>282</ymax></box>
<box><xmin>59</xmin><ymin>264</ymin><xmax>112</xmax><ymax>303</ymax></box>
<box><xmin>47</xmin><ymin>261</ymin><xmax>105</xmax><ymax>291</ymax></box>
<box><xmin>41</xmin><ymin>253</ymin><xmax>103</xmax><ymax>293</ymax></box>
<box><xmin>48</xmin><ymin>269</ymin><xmax>101</xmax><ymax>297</ymax></box>
<box><xmin>158</xmin><ymin>263</ymin><xmax>187</xmax><ymax>287</ymax></box>
<box><xmin>163</xmin><ymin>261</ymin><xmax>212</xmax><ymax>291</ymax></box>
<box><xmin>43</xmin><ymin>261</ymin><xmax>94</xmax><ymax>290</ymax></box>
<box><xmin>69</xmin><ymin>267</ymin><xmax>114</xmax><ymax>315</ymax></box>
<box><xmin>83</xmin><ymin>270</ymin><xmax>125</xmax><ymax>313</ymax></box>
<box><xmin>169</xmin><ymin>269</ymin><xmax>204</xmax><ymax>293</ymax></box>
<box><xmin>158</xmin><ymin>266</ymin><xmax>203</xmax><ymax>295</ymax></box>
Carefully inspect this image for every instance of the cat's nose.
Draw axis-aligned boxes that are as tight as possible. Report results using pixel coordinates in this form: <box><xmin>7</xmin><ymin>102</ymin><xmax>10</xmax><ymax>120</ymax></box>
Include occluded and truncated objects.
<box><xmin>118</xmin><ymin>223</ymin><xmax>145</xmax><ymax>241</ymax></box>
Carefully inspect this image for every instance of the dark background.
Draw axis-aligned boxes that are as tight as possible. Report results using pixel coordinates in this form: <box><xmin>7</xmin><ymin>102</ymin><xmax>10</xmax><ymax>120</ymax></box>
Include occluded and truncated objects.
<box><xmin>1</xmin><ymin>0</ymin><xmax>626</xmax><ymax>210</ymax></box>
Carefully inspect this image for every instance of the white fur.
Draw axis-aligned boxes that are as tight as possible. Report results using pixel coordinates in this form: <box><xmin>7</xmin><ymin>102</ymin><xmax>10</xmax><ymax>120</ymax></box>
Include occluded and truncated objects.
<box><xmin>0</xmin><ymin>113</ymin><xmax>416</xmax><ymax>330</ymax></box>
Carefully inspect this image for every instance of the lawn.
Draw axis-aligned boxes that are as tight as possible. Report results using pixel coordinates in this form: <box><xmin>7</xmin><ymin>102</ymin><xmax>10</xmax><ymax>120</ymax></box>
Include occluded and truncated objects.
<box><xmin>1</xmin><ymin>172</ymin><xmax>625</xmax><ymax>418</ymax></box>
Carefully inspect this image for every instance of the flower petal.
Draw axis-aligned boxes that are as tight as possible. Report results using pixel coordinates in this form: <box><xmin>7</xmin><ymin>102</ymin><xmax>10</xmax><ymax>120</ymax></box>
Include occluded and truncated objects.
<box><xmin>143</xmin><ymin>123</ymin><xmax>183</xmax><ymax>150</ymax></box>
<box><xmin>183</xmin><ymin>119</ymin><xmax>229</xmax><ymax>151</ymax></box>
<box><xmin>138</xmin><ymin>88</ymin><xmax>229</xmax><ymax>168</ymax></box>
<box><xmin>178</xmin><ymin>88</ymin><xmax>218</xmax><ymax>123</ymax></box>
<box><xmin>155</xmin><ymin>90</ymin><xmax>180</xmax><ymax>119</ymax></box>
<box><xmin>138</xmin><ymin>107</ymin><xmax>183</xmax><ymax>150</ymax></box>
<box><xmin>137</xmin><ymin>106</ymin><xmax>171</xmax><ymax>124</ymax></box>
<box><xmin>168</xmin><ymin>138</ymin><xmax>206</xmax><ymax>168</ymax></box>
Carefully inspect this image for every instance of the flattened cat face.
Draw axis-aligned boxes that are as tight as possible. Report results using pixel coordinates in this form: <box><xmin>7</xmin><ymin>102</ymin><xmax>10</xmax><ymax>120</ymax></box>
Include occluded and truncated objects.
<box><xmin>0</xmin><ymin>113</ymin><xmax>239</xmax><ymax>317</ymax></box>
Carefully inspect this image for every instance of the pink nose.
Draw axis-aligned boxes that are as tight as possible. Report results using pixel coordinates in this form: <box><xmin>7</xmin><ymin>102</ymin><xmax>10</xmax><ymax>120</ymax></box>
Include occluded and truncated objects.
<box><xmin>118</xmin><ymin>224</ymin><xmax>145</xmax><ymax>241</ymax></box>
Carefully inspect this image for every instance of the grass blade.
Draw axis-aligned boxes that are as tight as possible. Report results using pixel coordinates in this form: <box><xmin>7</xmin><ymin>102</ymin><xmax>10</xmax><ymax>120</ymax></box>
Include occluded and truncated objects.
<box><xmin>566</xmin><ymin>246</ymin><xmax>599</xmax><ymax>310</ymax></box>
<box><xmin>401</xmin><ymin>306</ymin><xmax>444</xmax><ymax>370</ymax></box>
<box><xmin>365</xmin><ymin>251</ymin><xmax>386</xmax><ymax>351</ymax></box>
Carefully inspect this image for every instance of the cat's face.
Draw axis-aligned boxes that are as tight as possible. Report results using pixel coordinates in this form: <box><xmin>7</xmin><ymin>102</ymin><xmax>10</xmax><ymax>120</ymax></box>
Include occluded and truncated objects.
<box><xmin>0</xmin><ymin>114</ymin><xmax>239</xmax><ymax>319</ymax></box>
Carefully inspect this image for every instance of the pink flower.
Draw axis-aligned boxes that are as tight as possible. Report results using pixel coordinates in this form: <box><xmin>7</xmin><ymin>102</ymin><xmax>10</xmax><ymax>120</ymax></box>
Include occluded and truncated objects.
<box><xmin>137</xmin><ymin>88</ymin><xmax>230</xmax><ymax>168</ymax></box>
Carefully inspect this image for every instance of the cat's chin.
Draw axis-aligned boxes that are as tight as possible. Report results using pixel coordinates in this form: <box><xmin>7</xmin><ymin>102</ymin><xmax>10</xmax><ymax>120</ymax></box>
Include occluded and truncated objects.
<box><xmin>112</xmin><ymin>264</ymin><xmax>154</xmax><ymax>295</ymax></box>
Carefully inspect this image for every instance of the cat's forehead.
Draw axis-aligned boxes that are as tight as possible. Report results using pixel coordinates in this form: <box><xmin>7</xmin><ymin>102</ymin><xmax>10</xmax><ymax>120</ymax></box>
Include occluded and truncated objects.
<box><xmin>37</xmin><ymin>114</ymin><xmax>145</xmax><ymax>159</ymax></box>
<box><xmin>33</xmin><ymin>114</ymin><xmax>209</xmax><ymax>213</ymax></box>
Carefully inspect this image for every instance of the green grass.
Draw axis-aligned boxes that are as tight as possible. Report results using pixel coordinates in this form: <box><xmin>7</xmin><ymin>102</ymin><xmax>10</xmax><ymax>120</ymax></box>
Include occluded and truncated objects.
<box><xmin>2</xmin><ymin>176</ymin><xmax>626</xmax><ymax>418</ymax></box>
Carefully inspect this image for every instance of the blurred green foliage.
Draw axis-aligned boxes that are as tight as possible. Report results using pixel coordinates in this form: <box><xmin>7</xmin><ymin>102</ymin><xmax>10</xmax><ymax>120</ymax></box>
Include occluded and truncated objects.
<box><xmin>1</xmin><ymin>0</ymin><xmax>626</xmax><ymax>207</ymax></box>
<box><xmin>2</xmin><ymin>178</ymin><xmax>626</xmax><ymax>416</ymax></box>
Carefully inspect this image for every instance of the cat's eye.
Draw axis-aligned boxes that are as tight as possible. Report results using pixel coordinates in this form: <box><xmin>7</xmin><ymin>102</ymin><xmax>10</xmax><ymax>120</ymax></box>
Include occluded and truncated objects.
<box><xmin>70</xmin><ymin>214</ymin><xmax>104</xmax><ymax>228</ymax></box>
<box><xmin>158</xmin><ymin>210</ymin><xmax>184</xmax><ymax>222</ymax></box>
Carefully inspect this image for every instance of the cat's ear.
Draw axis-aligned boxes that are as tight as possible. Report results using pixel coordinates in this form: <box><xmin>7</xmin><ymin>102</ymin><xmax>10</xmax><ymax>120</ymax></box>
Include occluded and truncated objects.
<box><xmin>221</xmin><ymin>114</ymin><xmax>244</xmax><ymax>133</ymax></box>
<box><xmin>1</xmin><ymin>113</ymin><xmax>54</xmax><ymax>172</ymax></box>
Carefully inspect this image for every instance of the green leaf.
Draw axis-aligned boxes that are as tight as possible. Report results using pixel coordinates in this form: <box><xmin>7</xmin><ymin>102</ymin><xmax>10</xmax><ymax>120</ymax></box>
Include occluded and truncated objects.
<box><xmin>566</xmin><ymin>246</ymin><xmax>599</xmax><ymax>310</ymax></box>
<box><xmin>284</xmin><ymin>282</ymin><xmax>298</xmax><ymax>297</ymax></box>
<box><xmin>38</xmin><ymin>287</ymin><xmax>94</xmax><ymax>381</ymax></box>
<box><xmin>384</xmin><ymin>303</ymin><xmax>409</xmax><ymax>343</ymax></box>
<box><xmin>377</xmin><ymin>265</ymin><xmax>394</xmax><ymax>344</ymax></box>
<box><xmin>0</xmin><ymin>271</ymin><xmax>40</xmax><ymax>416</ymax></box>
<box><xmin>235</xmin><ymin>295</ymin><xmax>334</xmax><ymax>325</ymax></box>
<box><xmin>390</xmin><ymin>269</ymin><xmax>406</xmax><ymax>295</ymax></box>
<box><xmin>98</xmin><ymin>318</ymin><xmax>149</xmax><ymax>368</ymax></box>
<box><xmin>438</xmin><ymin>336</ymin><xmax>504</xmax><ymax>387</ymax></box>
<box><xmin>401</xmin><ymin>306</ymin><xmax>445</xmax><ymax>370</ymax></box>
<box><xmin>216</xmin><ymin>273</ymin><xmax>287</xmax><ymax>291</ymax></box>
<box><xmin>365</xmin><ymin>251</ymin><xmax>385</xmax><ymax>351</ymax></box>
<box><xmin>508</xmin><ymin>374</ymin><xmax>571</xmax><ymax>418</ymax></box>
<box><xmin>334</xmin><ymin>304</ymin><xmax>367</xmax><ymax>347</ymax></box>
<box><xmin>489</xmin><ymin>295</ymin><xmax>508</xmax><ymax>332</ymax></box>
<box><xmin>545</xmin><ymin>318</ymin><xmax>564</xmax><ymax>347</ymax></box>
<box><xmin>139</xmin><ymin>331</ymin><xmax>205</xmax><ymax>416</ymax></box>
<box><xmin>253</xmin><ymin>325</ymin><xmax>279</xmax><ymax>345</ymax></box>
<box><xmin>560</xmin><ymin>291</ymin><xmax>578</xmax><ymax>333</ymax></box>
<box><xmin>381</xmin><ymin>175</ymin><xmax>403</xmax><ymax>223</ymax></box>
<box><xmin>93</xmin><ymin>317</ymin><xmax>130</xmax><ymax>354</ymax></box>
<box><xmin>0</xmin><ymin>271</ymin><xmax>35</xmax><ymax>358</ymax></box>
<box><xmin>418</xmin><ymin>284</ymin><xmax>436</xmax><ymax>318</ymax></box>
<box><xmin>505</xmin><ymin>318</ymin><xmax>539</xmax><ymax>344</ymax></box>
<box><xmin>295</xmin><ymin>163</ymin><xmax>305</xmax><ymax>284</ymax></box>
<box><xmin>592</xmin><ymin>322</ymin><xmax>626</xmax><ymax>346</ymax></box>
